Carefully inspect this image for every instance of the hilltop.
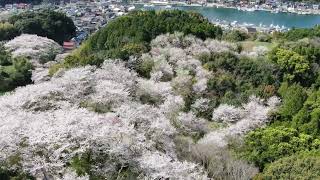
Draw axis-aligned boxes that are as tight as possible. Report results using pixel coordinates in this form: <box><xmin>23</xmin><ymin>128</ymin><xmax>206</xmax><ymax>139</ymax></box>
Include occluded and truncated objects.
<box><xmin>1</xmin><ymin>10</ymin><xmax>320</xmax><ymax>179</ymax></box>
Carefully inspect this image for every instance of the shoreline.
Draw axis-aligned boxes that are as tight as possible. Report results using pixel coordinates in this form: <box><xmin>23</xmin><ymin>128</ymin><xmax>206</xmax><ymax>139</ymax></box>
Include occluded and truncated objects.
<box><xmin>130</xmin><ymin>2</ymin><xmax>320</xmax><ymax>15</ymax></box>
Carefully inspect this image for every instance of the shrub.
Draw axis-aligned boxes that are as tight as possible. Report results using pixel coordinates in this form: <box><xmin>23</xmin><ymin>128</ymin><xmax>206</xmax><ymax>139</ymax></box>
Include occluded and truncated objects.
<box><xmin>282</xmin><ymin>25</ymin><xmax>320</xmax><ymax>41</ymax></box>
<box><xmin>255</xmin><ymin>33</ymin><xmax>272</xmax><ymax>42</ymax></box>
<box><xmin>222</xmin><ymin>30</ymin><xmax>248</xmax><ymax>42</ymax></box>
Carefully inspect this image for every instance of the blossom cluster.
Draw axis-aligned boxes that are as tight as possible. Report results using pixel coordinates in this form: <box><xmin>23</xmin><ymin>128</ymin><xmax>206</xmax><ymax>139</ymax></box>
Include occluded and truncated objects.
<box><xmin>0</xmin><ymin>33</ymin><xmax>281</xmax><ymax>179</ymax></box>
<box><xmin>4</xmin><ymin>34</ymin><xmax>63</xmax><ymax>83</ymax></box>
<box><xmin>4</xmin><ymin>34</ymin><xmax>63</xmax><ymax>65</ymax></box>
<box><xmin>0</xmin><ymin>60</ymin><xmax>206</xmax><ymax>179</ymax></box>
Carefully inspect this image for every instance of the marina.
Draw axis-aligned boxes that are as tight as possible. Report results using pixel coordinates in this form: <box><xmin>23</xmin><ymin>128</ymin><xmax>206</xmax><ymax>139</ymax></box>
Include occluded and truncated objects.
<box><xmin>135</xmin><ymin>4</ymin><xmax>320</xmax><ymax>31</ymax></box>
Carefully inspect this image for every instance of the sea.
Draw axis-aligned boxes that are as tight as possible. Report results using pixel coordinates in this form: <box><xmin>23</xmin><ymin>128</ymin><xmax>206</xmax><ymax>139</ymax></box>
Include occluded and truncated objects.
<box><xmin>134</xmin><ymin>4</ymin><xmax>320</xmax><ymax>29</ymax></box>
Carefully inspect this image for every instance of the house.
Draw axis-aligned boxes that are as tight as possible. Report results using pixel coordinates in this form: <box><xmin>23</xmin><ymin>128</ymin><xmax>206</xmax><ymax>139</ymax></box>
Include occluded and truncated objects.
<box><xmin>63</xmin><ymin>41</ymin><xmax>76</xmax><ymax>50</ymax></box>
<box><xmin>243</xmin><ymin>27</ymin><xmax>257</xmax><ymax>34</ymax></box>
<box><xmin>4</xmin><ymin>4</ymin><xmax>13</xmax><ymax>9</ymax></box>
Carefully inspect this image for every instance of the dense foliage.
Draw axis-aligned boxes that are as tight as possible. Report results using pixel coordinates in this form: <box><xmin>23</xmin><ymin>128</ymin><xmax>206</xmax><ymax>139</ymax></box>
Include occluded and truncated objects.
<box><xmin>199</xmin><ymin>51</ymin><xmax>280</xmax><ymax>107</ymax></box>
<box><xmin>47</xmin><ymin>13</ymin><xmax>320</xmax><ymax>179</ymax></box>
<box><xmin>243</xmin><ymin>126</ymin><xmax>320</xmax><ymax>169</ymax></box>
<box><xmin>8</xmin><ymin>9</ymin><xmax>76</xmax><ymax>44</ymax></box>
<box><xmin>281</xmin><ymin>25</ymin><xmax>320</xmax><ymax>41</ymax></box>
<box><xmin>64</xmin><ymin>10</ymin><xmax>222</xmax><ymax>65</ymax></box>
<box><xmin>238</xmin><ymin>26</ymin><xmax>320</xmax><ymax>176</ymax></box>
<box><xmin>258</xmin><ymin>151</ymin><xmax>320</xmax><ymax>179</ymax></box>
<box><xmin>0</xmin><ymin>22</ymin><xmax>19</xmax><ymax>41</ymax></box>
<box><xmin>222</xmin><ymin>30</ymin><xmax>248</xmax><ymax>42</ymax></box>
<box><xmin>0</xmin><ymin>32</ymin><xmax>283</xmax><ymax>179</ymax></box>
<box><xmin>0</xmin><ymin>45</ymin><xmax>32</xmax><ymax>93</ymax></box>
<box><xmin>1</xmin><ymin>9</ymin><xmax>320</xmax><ymax>179</ymax></box>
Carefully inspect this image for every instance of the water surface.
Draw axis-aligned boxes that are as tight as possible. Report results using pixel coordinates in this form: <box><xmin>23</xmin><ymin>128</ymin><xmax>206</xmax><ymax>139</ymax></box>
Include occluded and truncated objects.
<box><xmin>135</xmin><ymin>4</ymin><xmax>320</xmax><ymax>28</ymax></box>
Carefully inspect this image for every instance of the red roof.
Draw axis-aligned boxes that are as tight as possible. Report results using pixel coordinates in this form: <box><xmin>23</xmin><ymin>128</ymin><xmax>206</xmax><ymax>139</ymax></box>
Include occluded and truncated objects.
<box><xmin>63</xmin><ymin>41</ymin><xmax>75</xmax><ymax>50</ymax></box>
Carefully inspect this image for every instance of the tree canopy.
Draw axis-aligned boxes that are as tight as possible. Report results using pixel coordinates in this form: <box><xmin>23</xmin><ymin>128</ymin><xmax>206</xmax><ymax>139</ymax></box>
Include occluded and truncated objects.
<box><xmin>0</xmin><ymin>22</ymin><xmax>19</xmax><ymax>41</ymax></box>
<box><xmin>1</xmin><ymin>8</ymin><xmax>320</xmax><ymax>180</ymax></box>
<box><xmin>8</xmin><ymin>9</ymin><xmax>76</xmax><ymax>44</ymax></box>
<box><xmin>259</xmin><ymin>152</ymin><xmax>320</xmax><ymax>179</ymax></box>
<box><xmin>79</xmin><ymin>10</ymin><xmax>222</xmax><ymax>59</ymax></box>
<box><xmin>0</xmin><ymin>45</ymin><xmax>33</xmax><ymax>93</ymax></box>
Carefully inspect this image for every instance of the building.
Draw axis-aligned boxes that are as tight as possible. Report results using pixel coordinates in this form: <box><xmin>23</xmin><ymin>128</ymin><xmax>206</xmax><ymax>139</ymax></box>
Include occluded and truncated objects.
<box><xmin>243</xmin><ymin>27</ymin><xmax>257</xmax><ymax>34</ymax></box>
<box><xmin>63</xmin><ymin>41</ymin><xmax>76</xmax><ymax>50</ymax></box>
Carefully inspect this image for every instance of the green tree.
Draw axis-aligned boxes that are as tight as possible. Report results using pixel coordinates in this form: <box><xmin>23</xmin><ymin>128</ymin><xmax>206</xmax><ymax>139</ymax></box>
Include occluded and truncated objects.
<box><xmin>0</xmin><ymin>45</ymin><xmax>12</xmax><ymax>66</ymax></box>
<box><xmin>9</xmin><ymin>9</ymin><xmax>76</xmax><ymax>44</ymax></box>
<box><xmin>0</xmin><ymin>22</ymin><xmax>19</xmax><ymax>41</ymax></box>
<box><xmin>0</xmin><ymin>54</ymin><xmax>32</xmax><ymax>93</ymax></box>
<box><xmin>270</xmin><ymin>48</ymin><xmax>310</xmax><ymax>82</ymax></box>
<box><xmin>222</xmin><ymin>30</ymin><xmax>248</xmax><ymax>42</ymax></box>
<box><xmin>282</xmin><ymin>25</ymin><xmax>320</xmax><ymax>41</ymax></box>
<box><xmin>292</xmin><ymin>89</ymin><xmax>320</xmax><ymax>136</ymax></box>
<box><xmin>278</xmin><ymin>83</ymin><xmax>307</xmax><ymax>118</ymax></box>
<box><xmin>259</xmin><ymin>152</ymin><xmax>320</xmax><ymax>179</ymax></box>
<box><xmin>243</xmin><ymin>126</ymin><xmax>319</xmax><ymax>170</ymax></box>
<box><xmin>50</xmin><ymin>10</ymin><xmax>222</xmax><ymax>74</ymax></box>
<box><xmin>81</xmin><ymin>10</ymin><xmax>221</xmax><ymax>60</ymax></box>
<box><xmin>207</xmin><ymin>72</ymin><xmax>236</xmax><ymax>97</ymax></box>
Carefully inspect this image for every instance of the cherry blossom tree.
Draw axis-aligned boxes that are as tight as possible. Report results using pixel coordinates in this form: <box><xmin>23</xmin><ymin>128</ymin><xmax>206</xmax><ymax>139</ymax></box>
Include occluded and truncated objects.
<box><xmin>0</xmin><ymin>33</ymin><xmax>282</xmax><ymax>179</ymax></box>
<box><xmin>4</xmin><ymin>34</ymin><xmax>63</xmax><ymax>84</ymax></box>
<box><xmin>0</xmin><ymin>61</ymin><xmax>206</xmax><ymax>179</ymax></box>
<box><xmin>4</xmin><ymin>34</ymin><xmax>63</xmax><ymax>65</ymax></box>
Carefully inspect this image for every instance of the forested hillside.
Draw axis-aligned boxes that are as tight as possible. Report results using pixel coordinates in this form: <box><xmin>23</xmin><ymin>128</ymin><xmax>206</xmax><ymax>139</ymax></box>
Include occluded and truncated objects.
<box><xmin>0</xmin><ymin>10</ymin><xmax>320</xmax><ymax>179</ymax></box>
<box><xmin>50</xmin><ymin>10</ymin><xmax>222</xmax><ymax>74</ymax></box>
<box><xmin>8</xmin><ymin>10</ymin><xmax>76</xmax><ymax>44</ymax></box>
<box><xmin>0</xmin><ymin>9</ymin><xmax>74</xmax><ymax>94</ymax></box>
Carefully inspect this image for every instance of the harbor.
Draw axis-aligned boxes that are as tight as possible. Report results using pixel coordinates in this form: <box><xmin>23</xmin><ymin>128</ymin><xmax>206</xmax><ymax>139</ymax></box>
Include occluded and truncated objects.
<box><xmin>135</xmin><ymin>4</ymin><xmax>320</xmax><ymax>32</ymax></box>
<box><xmin>1</xmin><ymin>0</ymin><xmax>319</xmax><ymax>42</ymax></box>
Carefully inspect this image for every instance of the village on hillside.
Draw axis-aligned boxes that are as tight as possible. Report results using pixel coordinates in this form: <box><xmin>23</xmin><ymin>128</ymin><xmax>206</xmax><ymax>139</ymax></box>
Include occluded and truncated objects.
<box><xmin>1</xmin><ymin>0</ymin><xmax>319</xmax><ymax>50</ymax></box>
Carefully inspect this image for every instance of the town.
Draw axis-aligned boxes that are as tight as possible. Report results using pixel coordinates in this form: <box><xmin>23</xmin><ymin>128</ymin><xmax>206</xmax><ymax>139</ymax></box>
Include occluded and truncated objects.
<box><xmin>135</xmin><ymin>0</ymin><xmax>320</xmax><ymax>15</ymax></box>
<box><xmin>0</xmin><ymin>0</ymin><xmax>319</xmax><ymax>49</ymax></box>
<box><xmin>0</xmin><ymin>1</ymin><xmax>136</xmax><ymax>49</ymax></box>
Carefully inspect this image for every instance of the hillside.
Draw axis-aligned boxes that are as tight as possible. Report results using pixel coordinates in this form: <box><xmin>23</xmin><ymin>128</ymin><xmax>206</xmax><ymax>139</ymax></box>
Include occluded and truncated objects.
<box><xmin>1</xmin><ymin>10</ymin><xmax>320</xmax><ymax>179</ymax></box>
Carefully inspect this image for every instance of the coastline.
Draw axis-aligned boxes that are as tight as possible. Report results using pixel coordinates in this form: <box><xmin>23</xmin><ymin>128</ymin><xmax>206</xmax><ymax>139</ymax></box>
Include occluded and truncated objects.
<box><xmin>130</xmin><ymin>2</ymin><xmax>320</xmax><ymax>15</ymax></box>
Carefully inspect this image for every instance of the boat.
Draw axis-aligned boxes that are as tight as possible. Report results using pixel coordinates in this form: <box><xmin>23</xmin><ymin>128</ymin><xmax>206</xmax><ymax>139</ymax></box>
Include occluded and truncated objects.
<box><xmin>143</xmin><ymin>4</ymin><xmax>155</xmax><ymax>7</ymax></box>
<box><xmin>239</xmin><ymin>7</ymin><xmax>256</xmax><ymax>12</ymax></box>
<box><xmin>246</xmin><ymin>7</ymin><xmax>256</xmax><ymax>12</ymax></box>
<box><xmin>150</xmin><ymin>1</ymin><xmax>168</xmax><ymax>5</ymax></box>
<box><xmin>231</xmin><ymin>21</ymin><xmax>238</xmax><ymax>26</ymax></box>
<box><xmin>165</xmin><ymin>5</ymin><xmax>172</xmax><ymax>9</ymax></box>
<box><xmin>128</xmin><ymin>6</ymin><xmax>135</xmax><ymax>11</ymax></box>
